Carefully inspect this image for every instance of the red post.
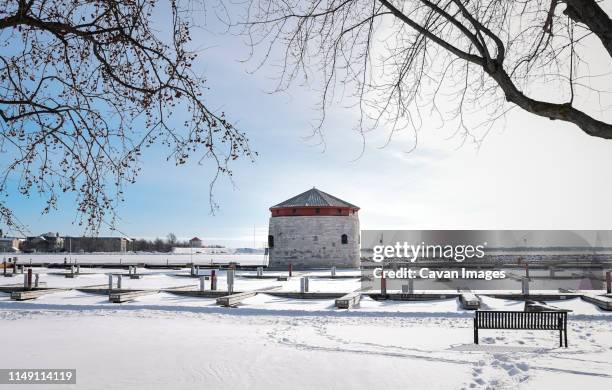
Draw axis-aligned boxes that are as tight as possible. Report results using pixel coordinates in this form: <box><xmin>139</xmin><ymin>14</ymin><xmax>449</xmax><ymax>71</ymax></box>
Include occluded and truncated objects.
<box><xmin>27</xmin><ymin>268</ymin><xmax>32</xmax><ymax>289</ymax></box>
<box><xmin>2</xmin><ymin>260</ymin><xmax>5</xmax><ymax>277</ymax></box>
<box><xmin>606</xmin><ymin>271</ymin><xmax>611</xmax><ymax>294</ymax></box>
<box><xmin>525</xmin><ymin>263</ymin><xmax>530</xmax><ymax>279</ymax></box>
<box><xmin>288</xmin><ymin>263</ymin><xmax>293</xmax><ymax>277</ymax></box>
<box><xmin>380</xmin><ymin>275</ymin><xmax>387</xmax><ymax>296</ymax></box>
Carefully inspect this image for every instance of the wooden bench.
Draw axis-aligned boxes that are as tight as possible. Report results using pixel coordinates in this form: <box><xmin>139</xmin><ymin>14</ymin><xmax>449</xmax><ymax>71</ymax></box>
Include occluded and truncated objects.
<box><xmin>474</xmin><ymin>310</ymin><xmax>568</xmax><ymax>347</ymax></box>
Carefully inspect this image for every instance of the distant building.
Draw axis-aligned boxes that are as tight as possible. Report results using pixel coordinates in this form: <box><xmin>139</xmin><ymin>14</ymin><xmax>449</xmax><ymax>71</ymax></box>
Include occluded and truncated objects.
<box><xmin>64</xmin><ymin>237</ymin><xmax>128</xmax><ymax>253</ymax></box>
<box><xmin>190</xmin><ymin>237</ymin><xmax>203</xmax><ymax>248</ymax></box>
<box><xmin>23</xmin><ymin>232</ymin><xmax>64</xmax><ymax>253</ymax></box>
<box><xmin>267</xmin><ymin>187</ymin><xmax>360</xmax><ymax>269</ymax></box>
<box><xmin>0</xmin><ymin>237</ymin><xmax>20</xmax><ymax>252</ymax></box>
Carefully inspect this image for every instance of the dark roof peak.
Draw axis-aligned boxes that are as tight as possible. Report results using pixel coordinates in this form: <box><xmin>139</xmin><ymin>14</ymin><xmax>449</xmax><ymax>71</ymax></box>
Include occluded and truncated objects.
<box><xmin>271</xmin><ymin>188</ymin><xmax>359</xmax><ymax>210</ymax></box>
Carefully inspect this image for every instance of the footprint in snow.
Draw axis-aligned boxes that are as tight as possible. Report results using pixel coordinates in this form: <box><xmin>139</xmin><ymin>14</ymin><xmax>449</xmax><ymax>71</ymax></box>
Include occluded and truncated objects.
<box><xmin>515</xmin><ymin>362</ymin><xmax>529</xmax><ymax>371</ymax></box>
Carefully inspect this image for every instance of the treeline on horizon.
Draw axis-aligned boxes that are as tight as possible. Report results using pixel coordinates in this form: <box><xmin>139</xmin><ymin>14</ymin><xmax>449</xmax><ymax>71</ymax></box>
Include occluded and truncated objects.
<box><xmin>129</xmin><ymin>234</ymin><xmax>222</xmax><ymax>253</ymax></box>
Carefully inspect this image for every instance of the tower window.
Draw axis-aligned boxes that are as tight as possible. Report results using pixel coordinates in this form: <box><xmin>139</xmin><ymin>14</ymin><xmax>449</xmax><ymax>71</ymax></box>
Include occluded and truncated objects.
<box><xmin>341</xmin><ymin>234</ymin><xmax>348</xmax><ymax>244</ymax></box>
<box><xmin>315</xmin><ymin>208</ymin><xmax>320</xmax><ymax>214</ymax></box>
<box><xmin>268</xmin><ymin>235</ymin><xmax>274</xmax><ymax>248</ymax></box>
<box><xmin>292</xmin><ymin>209</ymin><xmax>297</xmax><ymax>214</ymax></box>
<box><xmin>337</xmin><ymin>208</ymin><xmax>341</xmax><ymax>214</ymax></box>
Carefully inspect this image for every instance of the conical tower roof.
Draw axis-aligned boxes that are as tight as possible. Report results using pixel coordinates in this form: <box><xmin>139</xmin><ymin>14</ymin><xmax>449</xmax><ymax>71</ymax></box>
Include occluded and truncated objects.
<box><xmin>271</xmin><ymin>187</ymin><xmax>359</xmax><ymax>210</ymax></box>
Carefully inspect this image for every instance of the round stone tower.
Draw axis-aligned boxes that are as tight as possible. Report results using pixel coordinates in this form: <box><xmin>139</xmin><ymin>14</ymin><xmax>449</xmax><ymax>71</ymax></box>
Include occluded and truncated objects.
<box><xmin>267</xmin><ymin>187</ymin><xmax>360</xmax><ymax>269</ymax></box>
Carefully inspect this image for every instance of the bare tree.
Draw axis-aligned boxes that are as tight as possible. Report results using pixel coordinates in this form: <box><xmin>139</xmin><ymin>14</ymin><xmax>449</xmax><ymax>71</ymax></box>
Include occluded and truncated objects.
<box><xmin>167</xmin><ymin>232</ymin><xmax>178</xmax><ymax>247</ymax></box>
<box><xmin>0</xmin><ymin>0</ymin><xmax>254</xmax><ymax>235</ymax></box>
<box><xmin>236</xmin><ymin>0</ymin><xmax>612</xmax><ymax>150</ymax></box>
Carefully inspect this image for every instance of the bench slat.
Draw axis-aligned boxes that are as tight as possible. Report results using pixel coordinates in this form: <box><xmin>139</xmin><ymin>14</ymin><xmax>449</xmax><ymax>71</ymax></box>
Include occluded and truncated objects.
<box><xmin>476</xmin><ymin>311</ymin><xmax>566</xmax><ymax>329</ymax></box>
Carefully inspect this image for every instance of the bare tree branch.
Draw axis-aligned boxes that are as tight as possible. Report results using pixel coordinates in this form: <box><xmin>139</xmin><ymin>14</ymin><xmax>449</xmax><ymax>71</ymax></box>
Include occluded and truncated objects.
<box><xmin>235</xmin><ymin>0</ymin><xmax>612</xmax><ymax>145</ymax></box>
<box><xmin>0</xmin><ymin>0</ymin><xmax>255</xmax><ymax>234</ymax></box>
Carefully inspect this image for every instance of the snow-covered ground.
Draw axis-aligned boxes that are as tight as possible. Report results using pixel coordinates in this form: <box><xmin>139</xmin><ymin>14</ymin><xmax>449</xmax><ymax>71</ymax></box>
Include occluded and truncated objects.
<box><xmin>0</xmin><ymin>307</ymin><xmax>611</xmax><ymax>390</ymax></box>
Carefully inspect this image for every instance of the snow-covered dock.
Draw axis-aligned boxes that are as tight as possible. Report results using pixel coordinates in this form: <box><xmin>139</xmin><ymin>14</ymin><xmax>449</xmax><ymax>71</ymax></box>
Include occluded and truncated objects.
<box><xmin>0</xmin><ymin>266</ymin><xmax>610</xmax><ymax>316</ymax></box>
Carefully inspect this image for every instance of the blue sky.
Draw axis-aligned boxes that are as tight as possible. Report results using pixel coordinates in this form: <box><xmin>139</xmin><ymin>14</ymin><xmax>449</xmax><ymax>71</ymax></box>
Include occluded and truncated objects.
<box><xmin>4</xmin><ymin>5</ymin><xmax>612</xmax><ymax>246</ymax></box>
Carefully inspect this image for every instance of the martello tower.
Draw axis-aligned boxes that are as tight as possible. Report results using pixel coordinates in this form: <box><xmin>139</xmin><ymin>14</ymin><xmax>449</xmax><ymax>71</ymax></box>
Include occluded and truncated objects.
<box><xmin>267</xmin><ymin>187</ymin><xmax>360</xmax><ymax>269</ymax></box>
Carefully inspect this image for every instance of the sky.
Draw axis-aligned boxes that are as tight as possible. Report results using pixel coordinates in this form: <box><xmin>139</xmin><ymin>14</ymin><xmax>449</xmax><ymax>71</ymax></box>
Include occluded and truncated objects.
<box><xmin>4</xmin><ymin>3</ymin><xmax>612</xmax><ymax>247</ymax></box>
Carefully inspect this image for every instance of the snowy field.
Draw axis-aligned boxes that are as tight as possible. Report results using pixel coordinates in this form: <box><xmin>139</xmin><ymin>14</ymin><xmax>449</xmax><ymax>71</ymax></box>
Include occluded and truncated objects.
<box><xmin>1</xmin><ymin>268</ymin><xmax>611</xmax><ymax>389</ymax></box>
<box><xmin>0</xmin><ymin>307</ymin><xmax>611</xmax><ymax>390</ymax></box>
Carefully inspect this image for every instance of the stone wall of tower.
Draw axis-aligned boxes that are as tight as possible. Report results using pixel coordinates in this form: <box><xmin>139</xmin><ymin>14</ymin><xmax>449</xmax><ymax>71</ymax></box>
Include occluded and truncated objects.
<box><xmin>267</xmin><ymin>214</ymin><xmax>360</xmax><ymax>269</ymax></box>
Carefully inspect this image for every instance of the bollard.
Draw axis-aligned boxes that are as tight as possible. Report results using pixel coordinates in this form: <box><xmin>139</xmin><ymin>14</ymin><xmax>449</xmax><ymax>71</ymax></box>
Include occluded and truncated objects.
<box><xmin>23</xmin><ymin>273</ymin><xmax>28</xmax><ymax>288</ymax></box>
<box><xmin>331</xmin><ymin>266</ymin><xmax>336</xmax><ymax>278</ymax></box>
<box><xmin>27</xmin><ymin>268</ymin><xmax>32</xmax><ymax>289</ymax></box>
<box><xmin>108</xmin><ymin>274</ymin><xmax>113</xmax><ymax>290</ymax></box>
<box><xmin>521</xmin><ymin>277</ymin><xmax>529</xmax><ymax>295</ymax></box>
<box><xmin>288</xmin><ymin>263</ymin><xmax>293</xmax><ymax>277</ymax></box>
<box><xmin>607</xmin><ymin>271</ymin><xmax>611</xmax><ymax>294</ymax></box>
<box><xmin>199</xmin><ymin>276</ymin><xmax>205</xmax><ymax>292</ymax></box>
<box><xmin>525</xmin><ymin>263</ymin><xmax>530</xmax><ymax>279</ymax></box>
<box><xmin>12</xmin><ymin>262</ymin><xmax>17</xmax><ymax>275</ymax></box>
<box><xmin>381</xmin><ymin>275</ymin><xmax>387</xmax><ymax>295</ymax></box>
<box><xmin>549</xmin><ymin>267</ymin><xmax>555</xmax><ymax>278</ymax></box>
<box><xmin>20</xmin><ymin>265</ymin><xmax>24</xmax><ymax>274</ymax></box>
<box><xmin>34</xmin><ymin>274</ymin><xmax>40</xmax><ymax>288</ymax></box>
<box><xmin>227</xmin><ymin>269</ymin><xmax>235</xmax><ymax>294</ymax></box>
<box><xmin>77</xmin><ymin>265</ymin><xmax>80</xmax><ymax>274</ymax></box>
<box><xmin>196</xmin><ymin>266</ymin><xmax>200</xmax><ymax>276</ymax></box>
<box><xmin>128</xmin><ymin>266</ymin><xmax>132</xmax><ymax>275</ymax></box>
<box><xmin>70</xmin><ymin>265</ymin><xmax>75</xmax><ymax>275</ymax></box>
<box><xmin>401</xmin><ymin>278</ymin><xmax>413</xmax><ymax>294</ymax></box>
<box><xmin>257</xmin><ymin>267</ymin><xmax>263</xmax><ymax>277</ymax></box>
<box><xmin>2</xmin><ymin>260</ymin><xmax>5</xmax><ymax>277</ymax></box>
<box><xmin>117</xmin><ymin>274</ymin><xmax>122</xmax><ymax>290</ymax></box>
<box><xmin>211</xmin><ymin>270</ymin><xmax>217</xmax><ymax>290</ymax></box>
<box><xmin>300</xmin><ymin>276</ymin><xmax>309</xmax><ymax>293</ymax></box>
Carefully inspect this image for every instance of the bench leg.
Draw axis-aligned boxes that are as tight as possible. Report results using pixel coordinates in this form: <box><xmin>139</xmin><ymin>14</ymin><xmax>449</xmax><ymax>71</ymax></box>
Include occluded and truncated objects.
<box><xmin>474</xmin><ymin>319</ymin><xmax>478</xmax><ymax>344</ymax></box>
<box><xmin>564</xmin><ymin>329</ymin><xmax>568</xmax><ymax>348</ymax></box>
<box><xmin>559</xmin><ymin>329</ymin><xmax>562</xmax><ymax>348</ymax></box>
